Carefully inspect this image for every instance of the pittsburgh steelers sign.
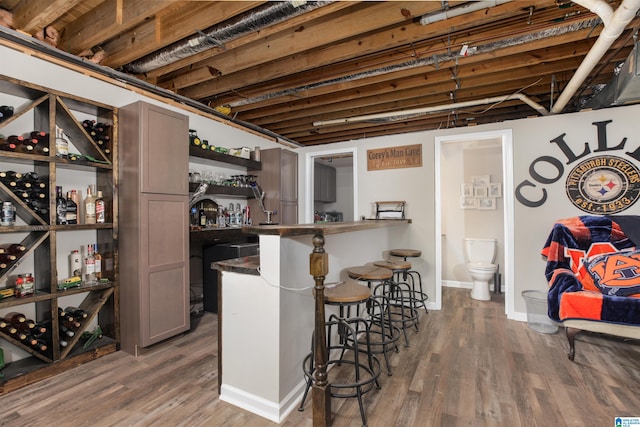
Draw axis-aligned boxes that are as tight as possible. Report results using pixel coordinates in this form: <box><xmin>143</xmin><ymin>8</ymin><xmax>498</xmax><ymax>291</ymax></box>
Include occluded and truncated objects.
<box><xmin>566</xmin><ymin>155</ymin><xmax>640</xmax><ymax>214</ymax></box>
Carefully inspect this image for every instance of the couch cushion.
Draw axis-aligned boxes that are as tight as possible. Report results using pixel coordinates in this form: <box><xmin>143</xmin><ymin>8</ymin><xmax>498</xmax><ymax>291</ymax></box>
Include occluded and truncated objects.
<box><xmin>584</xmin><ymin>249</ymin><xmax>640</xmax><ymax>296</ymax></box>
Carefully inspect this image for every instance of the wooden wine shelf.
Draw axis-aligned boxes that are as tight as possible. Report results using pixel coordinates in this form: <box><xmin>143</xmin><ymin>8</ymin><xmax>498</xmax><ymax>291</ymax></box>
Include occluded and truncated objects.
<box><xmin>189</xmin><ymin>145</ymin><xmax>261</xmax><ymax>169</ymax></box>
<box><xmin>0</xmin><ymin>75</ymin><xmax>119</xmax><ymax>394</ymax></box>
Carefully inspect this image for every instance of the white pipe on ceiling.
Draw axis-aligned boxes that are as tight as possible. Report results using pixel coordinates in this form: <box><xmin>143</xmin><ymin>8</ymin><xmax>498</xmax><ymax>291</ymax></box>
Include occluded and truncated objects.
<box><xmin>312</xmin><ymin>93</ymin><xmax>548</xmax><ymax>127</ymax></box>
<box><xmin>551</xmin><ymin>0</ymin><xmax>640</xmax><ymax>114</ymax></box>
<box><xmin>420</xmin><ymin>0</ymin><xmax>512</xmax><ymax>26</ymax></box>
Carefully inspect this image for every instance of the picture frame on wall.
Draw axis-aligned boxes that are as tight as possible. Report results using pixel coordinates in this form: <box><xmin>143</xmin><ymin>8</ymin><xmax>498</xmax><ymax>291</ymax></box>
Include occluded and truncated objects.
<box><xmin>477</xmin><ymin>197</ymin><xmax>497</xmax><ymax>210</ymax></box>
<box><xmin>474</xmin><ymin>185</ymin><xmax>488</xmax><ymax>198</ymax></box>
<box><xmin>461</xmin><ymin>183</ymin><xmax>473</xmax><ymax>197</ymax></box>
<box><xmin>488</xmin><ymin>183</ymin><xmax>502</xmax><ymax>198</ymax></box>
<box><xmin>472</xmin><ymin>175</ymin><xmax>490</xmax><ymax>186</ymax></box>
<box><xmin>460</xmin><ymin>196</ymin><xmax>476</xmax><ymax>209</ymax></box>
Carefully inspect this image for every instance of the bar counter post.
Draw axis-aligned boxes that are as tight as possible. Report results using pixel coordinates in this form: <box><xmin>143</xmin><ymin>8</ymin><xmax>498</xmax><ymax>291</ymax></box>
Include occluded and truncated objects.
<box><xmin>310</xmin><ymin>233</ymin><xmax>331</xmax><ymax>427</ymax></box>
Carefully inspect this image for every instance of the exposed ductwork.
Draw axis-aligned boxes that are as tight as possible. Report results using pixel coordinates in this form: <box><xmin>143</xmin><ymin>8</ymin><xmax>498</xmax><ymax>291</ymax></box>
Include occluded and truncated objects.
<box><xmin>551</xmin><ymin>0</ymin><xmax>640</xmax><ymax>114</ymax></box>
<box><xmin>124</xmin><ymin>1</ymin><xmax>332</xmax><ymax>74</ymax></box>
<box><xmin>231</xmin><ymin>18</ymin><xmax>601</xmax><ymax>108</ymax></box>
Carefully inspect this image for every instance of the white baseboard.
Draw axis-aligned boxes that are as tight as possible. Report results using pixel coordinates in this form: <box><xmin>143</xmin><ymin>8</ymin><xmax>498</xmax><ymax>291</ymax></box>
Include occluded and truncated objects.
<box><xmin>443</xmin><ymin>280</ymin><xmax>472</xmax><ymax>289</ymax></box>
<box><xmin>219</xmin><ymin>380</ymin><xmax>307</xmax><ymax>423</ymax></box>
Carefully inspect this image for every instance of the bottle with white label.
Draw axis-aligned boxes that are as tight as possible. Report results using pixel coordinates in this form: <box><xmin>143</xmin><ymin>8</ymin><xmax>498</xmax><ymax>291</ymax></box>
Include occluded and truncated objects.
<box><xmin>69</xmin><ymin>249</ymin><xmax>81</xmax><ymax>277</ymax></box>
<box><xmin>82</xmin><ymin>244</ymin><xmax>96</xmax><ymax>284</ymax></box>
<box><xmin>84</xmin><ymin>185</ymin><xmax>96</xmax><ymax>224</ymax></box>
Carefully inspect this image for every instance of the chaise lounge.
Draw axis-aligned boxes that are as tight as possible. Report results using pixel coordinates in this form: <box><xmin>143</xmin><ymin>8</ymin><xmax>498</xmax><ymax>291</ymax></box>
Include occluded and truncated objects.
<box><xmin>542</xmin><ymin>215</ymin><xmax>640</xmax><ymax>360</ymax></box>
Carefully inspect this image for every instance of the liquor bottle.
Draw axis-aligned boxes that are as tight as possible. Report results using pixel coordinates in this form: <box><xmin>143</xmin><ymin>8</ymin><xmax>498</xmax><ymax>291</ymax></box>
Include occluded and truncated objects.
<box><xmin>95</xmin><ymin>190</ymin><xmax>105</xmax><ymax>223</ymax></box>
<box><xmin>84</xmin><ymin>185</ymin><xmax>96</xmax><ymax>224</ymax></box>
<box><xmin>65</xmin><ymin>191</ymin><xmax>78</xmax><ymax>224</ymax></box>
<box><xmin>70</xmin><ymin>189</ymin><xmax>81</xmax><ymax>224</ymax></box>
<box><xmin>65</xmin><ymin>306</ymin><xmax>88</xmax><ymax>320</ymax></box>
<box><xmin>69</xmin><ymin>249</ymin><xmax>82</xmax><ymax>277</ymax></box>
<box><xmin>199</xmin><ymin>207</ymin><xmax>207</xmax><ymax>226</ymax></box>
<box><xmin>55</xmin><ymin>126</ymin><xmax>69</xmax><ymax>158</ymax></box>
<box><xmin>56</xmin><ymin>186</ymin><xmax>67</xmax><ymax>225</ymax></box>
<box><xmin>0</xmin><ymin>202</ymin><xmax>16</xmax><ymax>227</ymax></box>
<box><xmin>83</xmin><ymin>244</ymin><xmax>96</xmax><ymax>284</ymax></box>
<box><xmin>92</xmin><ymin>244</ymin><xmax>102</xmax><ymax>280</ymax></box>
<box><xmin>5</xmin><ymin>312</ymin><xmax>26</xmax><ymax>324</ymax></box>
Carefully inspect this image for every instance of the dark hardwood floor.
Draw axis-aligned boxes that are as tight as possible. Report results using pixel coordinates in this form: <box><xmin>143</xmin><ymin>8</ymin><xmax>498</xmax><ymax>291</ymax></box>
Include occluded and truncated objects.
<box><xmin>1</xmin><ymin>287</ymin><xmax>639</xmax><ymax>426</ymax></box>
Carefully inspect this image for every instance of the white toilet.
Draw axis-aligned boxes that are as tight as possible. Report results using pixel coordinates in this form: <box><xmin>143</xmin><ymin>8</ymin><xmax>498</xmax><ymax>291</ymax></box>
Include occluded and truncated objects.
<box><xmin>464</xmin><ymin>238</ymin><xmax>498</xmax><ymax>301</ymax></box>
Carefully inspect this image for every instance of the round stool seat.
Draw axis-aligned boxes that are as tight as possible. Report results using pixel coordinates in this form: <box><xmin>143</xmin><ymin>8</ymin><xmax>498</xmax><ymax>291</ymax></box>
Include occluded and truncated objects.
<box><xmin>374</xmin><ymin>260</ymin><xmax>411</xmax><ymax>271</ymax></box>
<box><xmin>324</xmin><ymin>282</ymin><xmax>371</xmax><ymax>303</ymax></box>
<box><xmin>347</xmin><ymin>266</ymin><xmax>393</xmax><ymax>281</ymax></box>
<box><xmin>390</xmin><ymin>249</ymin><xmax>421</xmax><ymax>259</ymax></box>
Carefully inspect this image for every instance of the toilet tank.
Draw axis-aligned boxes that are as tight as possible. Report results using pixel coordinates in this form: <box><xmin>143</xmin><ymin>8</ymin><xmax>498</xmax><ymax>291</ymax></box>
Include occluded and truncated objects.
<box><xmin>464</xmin><ymin>238</ymin><xmax>497</xmax><ymax>264</ymax></box>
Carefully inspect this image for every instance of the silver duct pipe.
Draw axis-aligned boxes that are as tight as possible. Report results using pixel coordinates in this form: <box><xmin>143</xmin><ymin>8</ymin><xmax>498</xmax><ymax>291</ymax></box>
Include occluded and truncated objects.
<box><xmin>420</xmin><ymin>0</ymin><xmax>512</xmax><ymax>26</ymax></box>
<box><xmin>312</xmin><ymin>94</ymin><xmax>548</xmax><ymax>126</ymax></box>
<box><xmin>231</xmin><ymin>18</ymin><xmax>600</xmax><ymax>108</ymax></box>
<box><xmin>124</xmin><ymin>1</ymin><xmax>332</xmax><ymax>74</ymax></box>
<box><xmin>551</xmin><ymin>0</ymin><xmax>640</xmax><ymax>114</ymax></box>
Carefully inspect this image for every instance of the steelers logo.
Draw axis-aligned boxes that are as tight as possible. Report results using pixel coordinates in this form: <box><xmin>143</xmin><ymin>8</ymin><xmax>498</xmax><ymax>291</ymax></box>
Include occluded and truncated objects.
<box><xmin>565</xmin><ymin>155</ymin><xmax>640</xmax><ymax>214</ymax></box>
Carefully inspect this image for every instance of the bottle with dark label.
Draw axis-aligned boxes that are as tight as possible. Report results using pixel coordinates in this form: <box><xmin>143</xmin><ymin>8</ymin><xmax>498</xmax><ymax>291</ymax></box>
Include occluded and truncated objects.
<box><xmin>65</xmin><ymin>191</ymin><xmax>78</xmax><ymax>224</ymax></box>
<box><xmin>56</xmin><ymin>186</ymin><xmax>67</xmax><ymax>225</ymax></box>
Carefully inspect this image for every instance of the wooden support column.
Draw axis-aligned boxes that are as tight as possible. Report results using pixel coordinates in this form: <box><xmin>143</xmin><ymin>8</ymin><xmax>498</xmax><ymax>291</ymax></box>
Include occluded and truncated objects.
<box><xmin>309</xmin><ymin>234</ymin><xmax>331</xmax><ymax>427</ymax></box>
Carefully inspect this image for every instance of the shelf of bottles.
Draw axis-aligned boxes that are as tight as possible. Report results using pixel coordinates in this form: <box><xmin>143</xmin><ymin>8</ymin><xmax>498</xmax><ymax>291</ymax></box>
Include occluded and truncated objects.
<box><xmin>0</xmin><ymin>76</ymin><xmax>118</xmax><ymax>392</ymax></box>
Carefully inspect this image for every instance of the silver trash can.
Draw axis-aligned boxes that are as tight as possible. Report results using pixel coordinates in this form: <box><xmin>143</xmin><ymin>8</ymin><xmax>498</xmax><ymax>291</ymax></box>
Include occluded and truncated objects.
<box><xmin>522</xmin><ymin>290</ymin><xmax>558</xmax><ymax>334</ymax></box>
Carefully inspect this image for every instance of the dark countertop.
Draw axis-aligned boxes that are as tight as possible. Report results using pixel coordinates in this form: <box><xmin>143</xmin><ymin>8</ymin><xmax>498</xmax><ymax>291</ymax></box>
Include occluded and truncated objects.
<box><xmin>212</xmin><ymin>255</ymin><xmax>260</xmax><ymax>276</ymax></box>
<box><xmin>190</xmin><ymin>226</ymin><xmax>256</xmax><ymax>245</ymax></box>
<box><xmin>241</xmin><ymin>219</ymin><xmax>410</xmax><ymax>237</ymax></box>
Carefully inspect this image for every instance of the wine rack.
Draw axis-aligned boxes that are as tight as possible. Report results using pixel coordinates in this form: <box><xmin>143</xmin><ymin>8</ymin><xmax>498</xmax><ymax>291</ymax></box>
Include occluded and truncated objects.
<box><xmin>0</xmin><ymin>75</ymin><xmax>118</xmax><ymax>393</ymax></box>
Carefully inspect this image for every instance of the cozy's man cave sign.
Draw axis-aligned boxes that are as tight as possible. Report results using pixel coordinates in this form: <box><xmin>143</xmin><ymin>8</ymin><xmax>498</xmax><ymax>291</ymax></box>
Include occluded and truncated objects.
<box><xmin>516</xmin><ymin>120</ymin><xmax>640</xmax><ymax>214</ymax></box>
<box><xmin>367</xmin><ymin>144</ymin><xmax>422</xmax><ymax>171</ymax></box>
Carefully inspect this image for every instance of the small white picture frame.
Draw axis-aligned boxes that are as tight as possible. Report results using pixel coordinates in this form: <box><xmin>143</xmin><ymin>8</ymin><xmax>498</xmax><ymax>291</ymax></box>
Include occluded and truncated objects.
<box><xmin>472</xmin><ymin>175</ymin><xmax>490</xmax><ymax>186</ymax></box>
<box><xmin>473</xmin><ymin>185</ymin><xmax>488</xmax><ymax>198</ymax></box>
<box><xmin>488</xmin><ymin>183</ymin><xmax>502</xmax><ymax>198</ymax></box>
<box><xmin>477</xmin><ymin>197</ymin><xmax>497</xmax><ymax>210</ymax></box>
<box><xmin>460</xmin><ymin>196</ymin><xmax>476</xmax><ymax>209</ymax></box>
<box><xmin>461</xmin><ymin>183</ymin><xmax>473</xmax><ymax>197</ymax></box>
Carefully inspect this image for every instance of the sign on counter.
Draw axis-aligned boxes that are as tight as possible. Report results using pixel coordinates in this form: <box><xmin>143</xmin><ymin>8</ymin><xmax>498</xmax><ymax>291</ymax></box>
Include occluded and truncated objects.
<box><xmin>367</xmin><ymin>144</ymin><xmax>422</xmax><ymax>171</ymax></box>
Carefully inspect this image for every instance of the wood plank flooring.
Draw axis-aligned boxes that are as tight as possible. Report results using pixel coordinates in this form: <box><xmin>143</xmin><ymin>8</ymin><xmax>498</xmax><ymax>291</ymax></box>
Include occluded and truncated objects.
<box><xmin>1</xmin><ymin>287</ymin><xmax>639</xmax><ymax>426</ymax></box>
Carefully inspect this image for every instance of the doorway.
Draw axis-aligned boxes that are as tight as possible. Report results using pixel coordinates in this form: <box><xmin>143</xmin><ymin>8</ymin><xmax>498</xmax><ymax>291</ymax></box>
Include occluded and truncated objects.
<box><xmin>304</xmin><ymin>147</ymin><xmax>358</xmax><ymax>223</ymax></box>
<box><xmin>434</xmin><ymin>130</ymin><xmax>515</xmax><ymax>317</ymax></box>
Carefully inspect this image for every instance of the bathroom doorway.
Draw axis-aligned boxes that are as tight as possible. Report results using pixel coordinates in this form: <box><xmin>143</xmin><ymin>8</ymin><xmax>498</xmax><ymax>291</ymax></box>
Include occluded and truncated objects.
<box><xmin>304</xmin><ymin>147</ymin><xmax>358</xmax><ymax>223</ymax></box>
<box><xmin>435</xmin><ymin>130</ymin><xmax>515</xmax><ymax>317</ymax></box>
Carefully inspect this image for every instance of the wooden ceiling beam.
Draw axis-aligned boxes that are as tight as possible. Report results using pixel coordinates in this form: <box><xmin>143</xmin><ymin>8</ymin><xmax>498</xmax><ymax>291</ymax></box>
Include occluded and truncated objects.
<box><xmin>172</xmin><ymin>1</ymin><xmax>446</xmax><ymax>96</ymax></box>
<box><xmin>11</xmin><ymin>0</ymin><xmax>83</xmax><ymax>33</ymax></box>
<box><xmin>146</xmin><ymin>1</ymin><xmax>355</xmax><ymax>81</ymax></box>
<box><xmin>99</xmin><ymin>1</ymin><xmax>262</xmax><ymax>68</ymax></box>
<box><xmin>59</xmin><ymin>0</ymin><xmax>187</xmax><ymax>55</ymax></box>
<box><xmin>175</xmin><ymin>0</ymin><xmax>561</xmax><ymax>99</ymax></box>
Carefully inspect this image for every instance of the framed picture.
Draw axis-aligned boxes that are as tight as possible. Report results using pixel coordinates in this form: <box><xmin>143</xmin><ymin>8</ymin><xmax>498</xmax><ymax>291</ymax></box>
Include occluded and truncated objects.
<box><xmin>477</xmin><ymin>197</ymin><xmax>497</xmax><ymax>210</ymax></box>
<box><xmin>488</xmin><ymin>183</ymin><xmax>502</xmax><ymax>198</ymax></box>
<box><xmin>472</xmin><ymin>175</ymin><xmax>490</xmax><ymax>186</ymax></box>
<box><xmin>473</xmin><ymin>185</ymin><xmax>488</xmax><ymax>198</ymax></box>
<box><xmin>460</xmin><ymin>196</ymin><xmax>476</xmax><ymax>209</ymax></box>
<box><xmin>461</xmin><ymin>183</ymin><xmax>473</xmax><ymax>197</ymax></box>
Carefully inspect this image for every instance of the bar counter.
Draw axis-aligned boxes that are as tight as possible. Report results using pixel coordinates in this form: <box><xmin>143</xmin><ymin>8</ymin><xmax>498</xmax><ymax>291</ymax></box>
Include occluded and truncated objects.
<box><xmin>216</xmin><ymin>219</ymin><xmax>411</xmax><ymax>423</ymax></box>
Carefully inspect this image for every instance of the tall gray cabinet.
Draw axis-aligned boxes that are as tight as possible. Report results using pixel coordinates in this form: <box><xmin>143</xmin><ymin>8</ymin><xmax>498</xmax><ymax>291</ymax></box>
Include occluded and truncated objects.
<box><xmin>118</xmin><ymin>101</ymin><xmax>190</xmax><ymax>355</ymax></box>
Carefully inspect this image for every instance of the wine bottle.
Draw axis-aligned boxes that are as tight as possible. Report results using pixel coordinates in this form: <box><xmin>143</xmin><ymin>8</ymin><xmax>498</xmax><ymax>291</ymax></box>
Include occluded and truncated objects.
<box><xmin>62</xmin><ymin>318</ymin><xmax>81</xmax><ymax>330</ymax></box>
<box><xmin>0</xmin><ymin>243</ymin><xmax>26</xmax><ymax>254</ymax></box>
<box><xmin>65</xmin><ymin>306</ymin><xmax>88</xmax><ymax>319</ymax></box>
<box><xmin>58</xmin><ymin>307</ymin><xmax>73</xmax><ymax>322</ymax></box>
<box><xmin>65</xmin><ymin>191</ymin><xmax>78</xmax><ymax>224</ymax></box>
<box><xmin>32</xmin><ymin>338</ymin><xmax>48</xmax><ymax>352</ymax></box>
<box><xmin>95</xmin><ymin>190</ymin><xmax>105</xmax><ymax>223</ymax></box>
<box><xmin>56</xmin><ymin>186</ymin><xmax>67</xmax><ymax>225</ymax></box>
<box><xmin>0</xmin><ymin>254</ymin><xmax>18</xmax><ymax>263</ymax></box>
<box><xmin>32</xmin><ymin>322</ymin><xmax>47</xmax><ymax>335</ymax></box>
<box><xmin>0</xmin><ymin>319</ymin><xmax>18</xmax><ymax>335</ymax></box>
<box><xmin>5</xmin><ymin>312</ymin><xmax>26</xmax><ymax>324</ymax></box>
<box><xmin>59</xmin><ymin>324</ymin><xmax>75</xmax><ymax>337</ymax></box>
<box><xmin>0</xmin><ymin>105</ymin><xmax>14</xmax><ymax>122</ymax></box>
<box><xmin>84</xmin><ymin>185</ymin><xmax>96</xmax><ymax>224</ymax></box>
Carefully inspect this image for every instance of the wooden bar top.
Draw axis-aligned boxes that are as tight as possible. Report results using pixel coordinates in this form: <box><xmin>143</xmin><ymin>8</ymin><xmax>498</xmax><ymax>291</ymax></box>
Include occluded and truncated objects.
<box><xmin>212</xmin><ymin>255</ymin><xmax>260</xmax><ymax>276</ymax></box>
<box><xmin>242</xmin><ymin>219</ymin><xmax>410</xmax><ymax>237</ymax></box>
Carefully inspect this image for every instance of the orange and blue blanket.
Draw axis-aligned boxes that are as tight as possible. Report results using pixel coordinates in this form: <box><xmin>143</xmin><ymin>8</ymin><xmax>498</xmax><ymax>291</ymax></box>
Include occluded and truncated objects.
<box><xmin>541</xmin><ymin>215</ymin><xmax>640</xmax><ymax>324</ymax></box>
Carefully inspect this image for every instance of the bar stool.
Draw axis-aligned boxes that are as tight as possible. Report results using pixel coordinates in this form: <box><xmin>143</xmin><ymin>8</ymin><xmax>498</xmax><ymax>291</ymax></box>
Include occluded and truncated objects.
<box><xmin>347</xmin><ymin>265</ymin><xmax>417</xmax><ymax>348</ymax></box>
<box><xmin>389</xmin><ymin>249</ymin><xmax>428</xmax><ymax>315</ymax></box>
<box><xmin>298</xmin><ymin>282</ymin><xmax>382</xmax><ymax>427</ymax></box>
